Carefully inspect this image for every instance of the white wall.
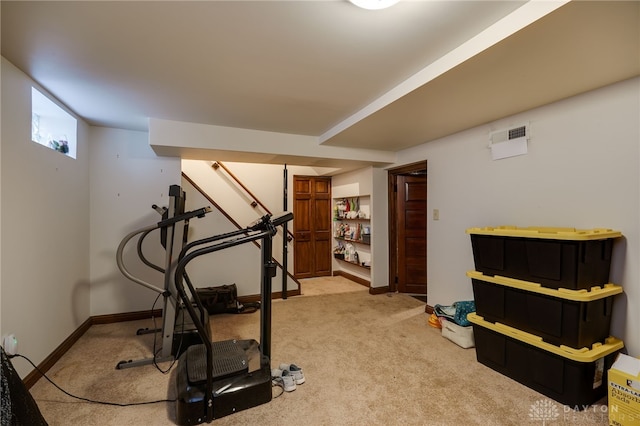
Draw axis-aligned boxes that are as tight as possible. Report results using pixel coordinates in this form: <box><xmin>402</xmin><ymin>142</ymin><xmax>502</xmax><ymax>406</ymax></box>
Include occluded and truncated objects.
<box><xmin>89</xmin><ymin>127</ymin><xmax>181</xmax><ymax>315</ymax></box>
<box><xmin>180</xmin><ymin>169</ymin><xmax>265</xmax><ymax>297</ymax></box>
<box><xmin>1</xmin><ymin>58</ymin><xmax>91</xmax><ymax>377</ymax></box>
<box><xmin>371</xmin><ymin>166</ymin><xmax>389</xmax><ymax>288</ymax></box>
<box><xmin>395</xmin><ymin>77</ymin><xmax>640</xmax><ymax>355</ymax></box>
<box><xmin>181</xmin><ymin>160</ymin><xmax>330</xmax><ymax>297</ymax></box>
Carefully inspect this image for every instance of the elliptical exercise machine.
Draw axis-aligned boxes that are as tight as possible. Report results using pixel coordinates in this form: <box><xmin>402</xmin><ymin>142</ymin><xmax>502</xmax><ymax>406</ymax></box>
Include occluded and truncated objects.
<box><xmin>173</xmin><ymin>211</ymin><xmax>294</xmax><ymax>425</ymax></box>
<box><xmin>115</xmin><ymin>184</ymin><xmax>212</xmax><ymax>369</ymax></box>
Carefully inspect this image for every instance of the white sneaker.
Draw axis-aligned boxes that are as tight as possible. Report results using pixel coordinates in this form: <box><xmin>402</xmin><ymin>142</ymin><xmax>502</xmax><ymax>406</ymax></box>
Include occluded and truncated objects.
<box><xmin>279</xmin><ymin>363</ymin><xmax>305</xmax><ymax>385</ymax></box>
<box><xmin>271</xmin><ymin>368</ymin><xmax>296</xmax><ymax>392</ymax></box>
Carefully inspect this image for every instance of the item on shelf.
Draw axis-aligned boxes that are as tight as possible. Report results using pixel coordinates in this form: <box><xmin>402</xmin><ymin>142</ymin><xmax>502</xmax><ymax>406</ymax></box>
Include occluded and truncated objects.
<box><xmin>334</xmin><ymin>222</ymin><xmax>368</xmax><ymax>243</ymax></box>
<box><xmin>344</xmin><ymin>243</ymin><xmax>356</xmax><ymax>262</ymax></box>
<box><xmin>335</xmin><ymin>199</ymin><xmax>347</xmax><ymax>219</ymax></box>
<box><xmin>335</xmin><ymin>197</ymin><xmax>368</xmax><ymax>220</ymax></box>
<box><xmin>332</xmin><ymin>195</ymin><xmax>371</xmax><ymax>274</ymax></box>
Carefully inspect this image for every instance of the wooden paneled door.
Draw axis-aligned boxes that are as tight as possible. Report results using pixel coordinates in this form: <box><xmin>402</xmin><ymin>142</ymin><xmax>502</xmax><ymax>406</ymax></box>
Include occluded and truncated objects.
<box><xmin>389</xmin><ymin>162</ymin><xmax>427</xmax><ymax>296</ymax></box>
<box><xmin>396</xmin><ymin>174</ymin><xmax>427</xmax><ymax>294</ymax></box>
<box><xmin>293</xmin><ymin>176</ymin><xmax>332</xmax><ymax>278</ymax></box>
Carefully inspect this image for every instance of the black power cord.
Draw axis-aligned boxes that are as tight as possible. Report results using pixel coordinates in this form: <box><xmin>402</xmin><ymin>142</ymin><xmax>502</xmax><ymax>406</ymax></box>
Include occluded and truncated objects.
<box><xmin>6</xmin><ymin>290</ymin><xmax>189</xmax><ymax>407</ymax></box>
<box><xmin>149</xmin><ymin>291</ymin><xmax>181</xmax><ymax>374</ymax></box>
<box><xmin>10</xmin><ymin>353</ymin><xmax>176</xmax><ymax>407</ymax></box>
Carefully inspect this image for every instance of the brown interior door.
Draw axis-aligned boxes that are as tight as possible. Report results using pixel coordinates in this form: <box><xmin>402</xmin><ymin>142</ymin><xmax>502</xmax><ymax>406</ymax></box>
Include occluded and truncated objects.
<box><xmin>293</xmin><ymin>176</ymin><xmax>332</xmax><ymax>278</ymax></box>
<box><xmin>396</xmin><ymin>174</ymin><xmax>427</xmax><ymax>295</ymax></box>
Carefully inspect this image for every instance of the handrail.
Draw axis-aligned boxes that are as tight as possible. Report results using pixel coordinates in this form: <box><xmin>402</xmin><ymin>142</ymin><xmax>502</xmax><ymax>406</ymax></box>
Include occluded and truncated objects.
<box><xmin>211</xmin><ymin>161</ymin><xmax>294</xmax><ymax>242</ymax></box>
<box><xmin>181</xmin><ymin>172</ymin><xmax>301</xmax><ymax>290</ymax></box>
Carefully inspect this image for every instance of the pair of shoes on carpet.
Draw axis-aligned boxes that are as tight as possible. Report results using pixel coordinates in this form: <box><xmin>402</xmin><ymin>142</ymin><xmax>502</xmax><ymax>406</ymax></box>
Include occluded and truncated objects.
<box><xmin>272</xmin><ymin>363</ymin><xmax>305</xmax><ymax>392</ymax></box>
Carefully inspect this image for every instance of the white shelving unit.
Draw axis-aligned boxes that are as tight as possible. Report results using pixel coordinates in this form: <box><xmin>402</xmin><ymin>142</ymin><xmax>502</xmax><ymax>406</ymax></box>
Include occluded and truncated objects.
<box><xmin>332</xmin><ymin>196</ymin><xmax>371</xmax><ymax>279</ymax></box>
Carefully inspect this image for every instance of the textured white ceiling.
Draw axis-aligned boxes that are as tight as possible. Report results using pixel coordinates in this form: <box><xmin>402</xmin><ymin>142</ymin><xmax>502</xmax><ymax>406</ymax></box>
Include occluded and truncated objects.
<box><xmin>2</xmin><ymin>1</ymin><xmax>638</xmax><ymax>157</ymax></box>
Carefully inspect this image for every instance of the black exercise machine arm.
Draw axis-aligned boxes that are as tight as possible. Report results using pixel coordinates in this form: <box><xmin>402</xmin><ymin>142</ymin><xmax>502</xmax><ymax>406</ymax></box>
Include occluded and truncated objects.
<box><xmin>156</xmin><ymin>206</ymin><xmax>212</xmax><ymax>229</ymax></box>
<box><xmin>179</xmin><ymin>225</ymin><xmax>258</xmax><ymax>260</ymax></box>
<box><xmin>173</xmin><ymin>212</ymin><xmax>293</xmax><ymax>423</ymax></box>
<box><xmin>177</xmin><ymin>213</ymin><xmax>281</xmax><ymax>261</ymax></box>
<box><xmin>174</xmin><ymin>227</ymin><xmax>276</xmax><ymax>319</ymax></box>
<box><xmin>269</xmin><ymin>211</ymin><xmax>294</xmax><ymax>228</ymax></box>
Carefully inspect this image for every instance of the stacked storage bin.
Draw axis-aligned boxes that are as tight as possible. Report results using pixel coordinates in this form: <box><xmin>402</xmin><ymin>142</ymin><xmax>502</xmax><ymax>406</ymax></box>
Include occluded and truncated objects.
<box><xmin>465</xmin><ymin>226</ymin><xmax>624</xmax><ymax>408</ymax></box>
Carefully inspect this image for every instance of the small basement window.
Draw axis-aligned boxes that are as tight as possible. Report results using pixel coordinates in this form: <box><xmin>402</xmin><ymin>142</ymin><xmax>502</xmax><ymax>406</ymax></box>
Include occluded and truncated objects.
<box><xmin>31</xmin><ymin>87</ymin><xmax>77</xmax><ymax>158</ymax></box>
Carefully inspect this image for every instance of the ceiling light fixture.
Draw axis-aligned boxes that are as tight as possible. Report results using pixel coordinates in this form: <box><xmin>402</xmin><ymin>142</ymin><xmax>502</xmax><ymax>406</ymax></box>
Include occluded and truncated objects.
<box><xmin>348</xmin><ymin>0</ymin><xmax>400</xmax><ymax>11</ymax></box>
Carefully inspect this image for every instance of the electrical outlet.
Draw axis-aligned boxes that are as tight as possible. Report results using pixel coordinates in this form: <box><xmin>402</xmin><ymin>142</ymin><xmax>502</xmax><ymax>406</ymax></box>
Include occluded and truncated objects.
<box><xmin>3</xmin><ymin>334</ymin><xmax>18</xmax><ymax>355</ymax></box>
<box><xmin>433</xmin><ymin>209</ymin><xmax>440</xmax><ymax>221</ymax></box>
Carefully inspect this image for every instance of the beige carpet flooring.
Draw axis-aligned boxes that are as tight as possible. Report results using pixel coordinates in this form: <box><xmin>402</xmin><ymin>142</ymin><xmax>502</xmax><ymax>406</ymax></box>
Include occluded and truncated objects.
<box><xmin>26</xmin><ymin>276</ymin><xmax>610</xmax><ymax>425</ymax></box>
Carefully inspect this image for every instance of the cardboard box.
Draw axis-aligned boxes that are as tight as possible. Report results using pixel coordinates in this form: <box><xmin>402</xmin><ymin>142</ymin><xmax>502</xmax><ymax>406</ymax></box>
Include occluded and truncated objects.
<box><xmin>608</xmin><ymin>353</ymin><xmax>640</xmax><ymax>426</ymax></box>
<box><xmin>441</xmin><ymin>319</ymin><xmax>475</xmax><ymax>349</ymax></box>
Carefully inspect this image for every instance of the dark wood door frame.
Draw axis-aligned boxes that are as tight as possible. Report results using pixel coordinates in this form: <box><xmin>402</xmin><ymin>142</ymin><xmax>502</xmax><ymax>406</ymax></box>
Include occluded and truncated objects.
<box><xmin>388</xmin><ymin>161</ymin><xmax>428</xmax><ymax>294</ymax></box>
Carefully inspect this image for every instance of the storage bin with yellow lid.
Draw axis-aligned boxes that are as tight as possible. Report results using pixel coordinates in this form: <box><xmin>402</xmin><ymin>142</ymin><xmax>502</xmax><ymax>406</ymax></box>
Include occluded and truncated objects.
<box><xmin>466</xmin><ymin>226</ymin><xmax>622</xmax><ymax>290</ymax></box>
<box><xmin>467</xmin><ymin>270</ymin><xmax>622</xmax><ymax>349</ymax></box>
<box><xmin>468</xmin><ymin>312</ymin><xmax>623</xmax><ymax>409</ymax></box>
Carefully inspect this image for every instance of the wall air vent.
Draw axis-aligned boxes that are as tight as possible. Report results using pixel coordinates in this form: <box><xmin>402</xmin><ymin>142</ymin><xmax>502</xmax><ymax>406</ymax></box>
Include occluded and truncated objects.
<box><xmin>509</xmin><ymin>125</ymin><xmax>527</xmax><ymax>140</ymax></box>
<box><xmin>490</xmin><ymin>123</ymin><xmax>529</xmax><ymax>145</ymax></box>
<box><xmin>488</xmin><ymin>123</ymin><xmax>530</xmax><ymax>160</ymax></box>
